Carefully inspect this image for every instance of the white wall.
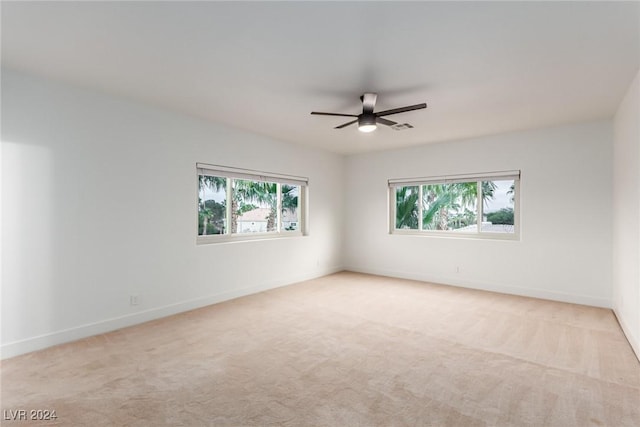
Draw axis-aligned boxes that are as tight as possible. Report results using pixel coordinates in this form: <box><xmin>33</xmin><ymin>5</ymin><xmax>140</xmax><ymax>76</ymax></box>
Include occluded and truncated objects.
<box><xmin>1</xmin><ymin>69</ymin><xmax>344</xmax><ymax>358</ymax></box>
<box><xmin>613</xmin><ymin>68</ymin><xmax>640</xmax><ymax>359</ymax></box>
<box><xmin>344</xmin><ymin>121</ymin><xmax>613</xmax><ymax>307</ymax></box>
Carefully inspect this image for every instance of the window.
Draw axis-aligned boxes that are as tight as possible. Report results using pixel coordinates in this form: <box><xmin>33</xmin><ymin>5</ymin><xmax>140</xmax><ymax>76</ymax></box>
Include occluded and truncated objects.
<box><xmin>197</xmin><ymin>163</ymin><xmax>307</xmax><ymax>243</ymax></box>
<box><xmin>389</xmin><ymin>171</ymin><xmax>520</xmax><ymax>239</ymax></box>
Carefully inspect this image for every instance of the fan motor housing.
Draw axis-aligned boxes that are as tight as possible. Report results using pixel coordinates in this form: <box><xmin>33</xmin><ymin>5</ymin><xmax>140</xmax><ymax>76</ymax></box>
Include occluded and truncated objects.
<box><xmin>358</xmin><ymin>113</ymin><xmax>376</xmax><ymax>127</ymax></box>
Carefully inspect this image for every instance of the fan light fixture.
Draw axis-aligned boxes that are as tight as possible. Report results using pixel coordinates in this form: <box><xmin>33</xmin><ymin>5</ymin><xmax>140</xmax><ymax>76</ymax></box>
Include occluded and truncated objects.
<box><xmin>358</xmin><ymin>115</ymin><xmax>377</xmax><ymax>133</ymax></box>
<box><xmin>358</xmin><ymin>124</ymin><xmax>377</xmax><ymax>133</ymax></box>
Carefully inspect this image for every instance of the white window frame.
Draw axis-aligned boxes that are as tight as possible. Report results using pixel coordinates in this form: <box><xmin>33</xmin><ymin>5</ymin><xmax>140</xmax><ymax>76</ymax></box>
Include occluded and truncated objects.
<box><xmin>197</xmin><ymin>163</ymin><xmax>308</xmax><ymax>244</ymax></box>
<box><xmin>389</xmin><ymin>170</ymin><xmax>520</xmax><ymax>240</ymax></box>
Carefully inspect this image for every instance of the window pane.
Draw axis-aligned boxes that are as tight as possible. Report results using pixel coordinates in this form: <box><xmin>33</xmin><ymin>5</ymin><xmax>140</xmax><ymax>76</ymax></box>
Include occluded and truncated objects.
<box><xmin>282</xmin><ymin>184</ymin><xmax>300</xmax><ymax>231</ymax></box>
<box><xmin>482</xmin><ymin>180</ymin><xmax>515</xmax><ymax>233</ymax></box>
<box><xmin>233</xmin><ymin>179</ymin><xmax>277</xmax><ymax>233</ymax></box>
<box><xmin>395</xmin><ymin>186</ymin><xmax>419</xmax><ymax>229</ymax></box>
<box><xmin>198</xmin><ymin>175</ymin><xmax>227</xmax><ymax>235</ymax></box>
<box><xmin>422</xmin><ymin>182</ymin><xmax>478</xmax><ymax>232</ymax></box>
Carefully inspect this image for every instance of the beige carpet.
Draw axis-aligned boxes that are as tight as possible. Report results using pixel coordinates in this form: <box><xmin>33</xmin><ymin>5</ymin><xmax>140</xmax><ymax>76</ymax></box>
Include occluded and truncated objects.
<box><xmin>1</xmin><ymin>272</ymin><xmax>639</xmax><ymax>426</ymax></box>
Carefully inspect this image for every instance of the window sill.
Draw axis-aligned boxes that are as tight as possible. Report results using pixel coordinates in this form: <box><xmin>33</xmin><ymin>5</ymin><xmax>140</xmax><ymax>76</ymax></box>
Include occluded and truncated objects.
<box><xmin>197</xmin><ymin>231</ymin><xmax>305</xmax><ymax>245</ymax></box>
<box><xmin>391</xmin><ymin>229</ymin><xmax>519</xmax><ymax>241</ymax></box>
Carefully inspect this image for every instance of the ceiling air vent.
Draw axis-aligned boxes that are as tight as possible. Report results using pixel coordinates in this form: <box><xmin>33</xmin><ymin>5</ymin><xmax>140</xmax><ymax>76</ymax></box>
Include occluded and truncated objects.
<box><xmin>391</xmin><ymin>123</ymin><xmax>414</xmax><ymax>131</ymax></box>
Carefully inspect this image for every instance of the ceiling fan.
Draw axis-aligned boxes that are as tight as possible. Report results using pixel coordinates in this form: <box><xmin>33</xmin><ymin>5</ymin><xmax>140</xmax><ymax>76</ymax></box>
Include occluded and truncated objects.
<box><xmin>311</xmin><ymin>93</ymin><xmax>427</xmax><ymax>133</ymax></box>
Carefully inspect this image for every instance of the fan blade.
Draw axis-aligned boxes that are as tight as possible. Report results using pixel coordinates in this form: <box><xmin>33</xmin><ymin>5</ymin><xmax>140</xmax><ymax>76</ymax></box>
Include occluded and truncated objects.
<box><xmin>377</xmin><ymin>117</ymin><xmax>397</xmax><ymax>127</ymax></box>
<box><xmin>335</xmin><ymin>119</ymin><xmax>358</xmax><ymax>129</ymax></box>
<box><xmin>362</xmin><ymin>93</ymin><xmax>377</xmax><ymax>114</ymax></box>
<box><xmin>311</xmin><ymin>112</ymin><xmax>358</xmax><ymax>117</ymax></box>
<box><xmin>376</xmin><ymin>103</ymin><xmax>427</xmax><ymax>117</ymax></box>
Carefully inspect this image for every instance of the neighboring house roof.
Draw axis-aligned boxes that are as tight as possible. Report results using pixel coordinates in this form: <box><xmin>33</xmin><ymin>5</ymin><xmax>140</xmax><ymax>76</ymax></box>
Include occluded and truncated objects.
<box><xmin>480</xmin><ymin>223</ymin><xmax>514</xmax><ymax>233</ymax></box>
<box><xmin>238</xmin><ymin>208</ymin><xmax>271</xmax><ymax>222</ymax></box>
<box><xmin>454</xmin><ymin>222</ymin><xmax>514</xmax><ymax>233</ymax></box>
<box><xmin>238</xmin><ymin>208</ymin><xmax>298</xmax><ymax>222</ymax></box>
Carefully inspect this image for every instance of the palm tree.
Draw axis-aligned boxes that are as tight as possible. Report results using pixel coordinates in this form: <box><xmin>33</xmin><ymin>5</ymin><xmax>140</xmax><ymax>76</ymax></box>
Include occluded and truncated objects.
<box><xmin>199</xmin><ymin>175</ymin><xmax>226</xmax><ymax>192</ymax></box>
<box><xmin>198</xmin><ymin>176</ymin><xmax>227</xmax><ymax>235</ymax></box>
<box><xmin>198</xmin><ymin>201</ymin><xmax>213</xmax><ymax>235</ymax></box>
<box><xmin>233</xmin><ymin>180</ymin><xmax>278</xmax><ymax>232</ymax></box>
<box><xmin>281</xmin><ymin>184</ymin><xmax>300</xmax><ymax>230</ymax></box>
<box><xmin>200</xmin><ymin>177</ymin><xmax>300</xmax><ymax>234</ymax></box>
<box><xmin>395</xmin><ymin>186</ymin><xmax>419</xmax><ymax>229</ymax></box>
<box><xmin>423</xmin><ymin>181</ymin><xmax>496</xmax><ymax>230</ymax></box>
<box><xmin>423</xmin><ymin>184</ymin><xmax>456</xmax><ymax>230</ymax></box>
<box><xmin>199</xmin><ymin>199</ymin><xmax>226</xmax><ymax>234</ymax></box>
<box><xmin>481</xmin><ymin>181</ymin><xmax>497</xmax><ymax>202</ymax></box>
<box><xmin>281</xmin><ymin>185</ymin><xmax>299</xmax><ymax>214</ymax></box>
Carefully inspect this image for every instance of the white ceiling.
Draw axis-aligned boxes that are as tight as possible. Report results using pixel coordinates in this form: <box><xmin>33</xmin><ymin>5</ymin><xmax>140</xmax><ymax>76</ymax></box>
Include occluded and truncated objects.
<box><xmin>2</xmin><ymin>2</ymin><xmax>639</xmax><ymax>154</ymax></box>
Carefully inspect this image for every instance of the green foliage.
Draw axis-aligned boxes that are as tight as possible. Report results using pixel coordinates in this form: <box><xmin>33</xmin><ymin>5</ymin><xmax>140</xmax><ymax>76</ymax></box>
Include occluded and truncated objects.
<box><xmin>448</xmin><ymin>208</ymin><xmax>477</xmax><ymax>229</ymax></box>
<box><xmin>198</xmin><ymin>174</ymin><xmax>302</xmax><ymax>234</ymax></box>
<box><xmin>199</xmin><ymin>176</ymin><xmax>301</xmax><ymax>233</ymax></box>
<box><xmin>420</xmin><ymin>181</ymin><xmax>497</xmax><ymax>230</ymax></box>
<box><xmin>198</xmin><ymin>199</ymin><xmax>226</xmax><ymax>235</ymax></box>
<box><xmin>237</xmin><ymin>203</ymin><xmax>258</xmax><ymax>215</ymax></box>
<box><xmin>198</xmin><ymin>175</ymin><xmax>227</xmax><ymax>235</ymax></box>
<box><xmin>423</xmin><ymin>183</ymin><xmax>478</xmax><ymax>230</ymax></box>
<box><xmin>396</xmin><ymin>182</ymin><xmax>491</xmax><ymax>231</ymax></box>
<box><xmin>395</xmin><ymin>186</ymin><xmax>419</xmax><ymax>229</ymax></box>
<box><xmin>281</xmin><ymin>185</ymin><xmax>299</xmax><ymax>214</ymax></box>
<box><xmin>507</xmin><ymin>183</ymin><xmax>515</xmax><ymax>203</ymax></box>
<box><xmin>199</xmin><ymin>175</ymin><xmax>226</xmax><ymax>192</ymax></box>
<box><xmin>482</xmin><ymin>181</ymin><xmax>497</xmax><ymax>201</ymax></box>
<box><xmin>234</xmin><ymin>180</ymin><xmax>279</xmax><ymax>231</ymax></box>
<box><xmin>486</xmin><ymin>208</ymin><xmax>514</xmax><ymax>225</ymax></box>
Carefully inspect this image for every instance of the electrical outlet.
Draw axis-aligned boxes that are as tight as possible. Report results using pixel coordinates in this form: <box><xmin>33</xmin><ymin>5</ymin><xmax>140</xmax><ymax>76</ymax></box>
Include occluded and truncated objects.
<box><xmin>455</xmin><ymin>266</ymin><xmax>460</xmax><ymax>273</ymax></box>
<box><xmin>130</xmin><ymin>295</ymin><xmax>139</xmax><ymax>306</ymax></box>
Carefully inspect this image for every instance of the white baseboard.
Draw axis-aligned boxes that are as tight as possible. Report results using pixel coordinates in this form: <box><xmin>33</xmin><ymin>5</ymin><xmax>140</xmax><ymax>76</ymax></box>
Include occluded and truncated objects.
<box><xmin>613</xmin><ymin>308</ymin><xmax>640</xmax><ymax>362</ymax></box>
<box><xmin>344</xmin><ymin>265</ymin><xmax>612</xmax><ymax>308</ymax></box>
<box><xmin>1</xmin><ymin>266</ymin><xmax>343</xmax><ymax>360</ymax></box>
